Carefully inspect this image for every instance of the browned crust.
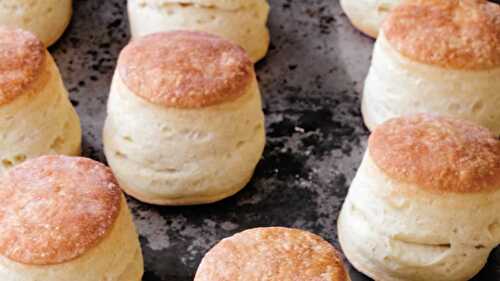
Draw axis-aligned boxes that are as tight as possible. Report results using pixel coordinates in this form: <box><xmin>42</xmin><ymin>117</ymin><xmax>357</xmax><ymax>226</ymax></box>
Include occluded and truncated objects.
<box><xmin>0</xmin><ymin>27</ymin><xmax>46</xmax><ymax>105</ymax></box>
<box><xmin>194</xmin><ymin>227</ymin><xmax>349</xmax><ymax>281</ymax></box>
<box><xmin>383</xmin><ymin>0</ymin><xmax>500</xmax><ymax>70</ymax></box>
<box><xmin>0</xmin><ymin>156</ymin><xmax>122</xmax><ymax>265</ymax></box>
<box><xmin>369</xmin><ymin>114</ymin><xmax>500</xmax><ymax>194</ymax></box>
<box><xmin>118</xmin><ymin>31</ymin><xmax>254</xmax><ymax>108</ymax></box>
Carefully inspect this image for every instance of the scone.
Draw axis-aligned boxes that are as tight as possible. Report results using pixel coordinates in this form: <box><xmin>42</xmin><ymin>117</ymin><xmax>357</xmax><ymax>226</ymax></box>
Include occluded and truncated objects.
<box><xmin>0</xmin><ymin>0</ymin><xmax>72</xmax><ymax>46</ymax></box>
<box><xmin>340</xmin><ymin>0</ymin><xmax>400</xmax><ymax>38</ymax></box>
<box><xmin>127</xmin><ymin>0</ymin><xmax>270</xmax><ymax>62</ymax></box>
<box><xmin>362</xmin><ymin>0</ymin><xmax>500</xmax><ymax>134</ymax></box>
<box><xmin>338</xmin><ymin>114</ymin><xmax>500</xmax><ymax>281</ymax></box>
<box><xmin>0</xmin><ymin>27</ymin><xmax>81</xmax><ymax>173</ymax></box>
<box><xmin>195</xmin><ymin>227</ymin><xmax>350</xmax><ymax>281</ymax></box>
<box><xmin>0</xmin><ymin>155</ymin><xmax>144</xmax><ymax>281</ymax></box>
<box><xmin>103</xmin><ymin>31</ymin><xmax>266</xmax><ymax>205</ymax></box>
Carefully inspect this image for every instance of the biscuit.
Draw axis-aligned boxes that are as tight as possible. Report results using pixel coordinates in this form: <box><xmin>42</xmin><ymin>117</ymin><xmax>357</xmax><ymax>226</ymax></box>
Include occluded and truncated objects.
<box><xmin>340</xmin><ymin>0</ymin><xmax>401</xmax><ymax>38</ymax></box>
<box><xmin>362</xmin><ymin>0</ymin><xmax>500</xmax><ymax>134</ymax></box>
<box><xmin>0</xmin><ymin>0</ymin><xmax>72</xmax><ymax>46</ymax></box>
<box><xmin>195</xmin><ymin>227</ymin><xmax>350</xmax><ymax>281</ymax></box>
<box><xmin>0</xmin><ymin>156</ymin><xmax>144</xmax><ymax>280</ymax></box>
<box><xmin>0</xmin><ymin>27</ymin><xmax>81</xmax><ymax>173</ymax></box>
<box><xmin>103</xmin><ymin>31</ymin><xmax>266</xmax><ymax>205</ymax></box>
<box><xmin>338</xmin><ymin>114</ymin><xmax>500</xmax><ymax>281</ymax></box>
<box><xmin>127</xmin><ymin>0</ymin><xmax>270</xmax><ymax>62</ymax></box>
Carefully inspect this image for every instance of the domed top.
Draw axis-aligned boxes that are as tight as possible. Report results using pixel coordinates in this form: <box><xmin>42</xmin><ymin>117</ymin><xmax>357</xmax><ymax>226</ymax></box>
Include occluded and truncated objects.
<box><xmin>0</xmin><ymin>27</ymin><xmax>46</xmax><ymax>106</ymax></box>
<box><xmin>369</xmin><ymin>114</ymin><xmax>500</xmax><ymax>194</ymax></box>
<box><xmin>0</xmin><ymin>156</ymin><xmax>122</xmax><ymax>265</ymax></box>
<box><xmin>118</xmin><ymin>31</ymin><xmax>254</xmax><ymax>108</ymax></box>
<box><xmin>383</xmin><ymin>0</ymin><xmax>500</xmax><ymax>70</ymax></box>
<box><xmin>194</xmin><ymin>227</ymin><xmax>348</xmax><ymax>281</ymax></box>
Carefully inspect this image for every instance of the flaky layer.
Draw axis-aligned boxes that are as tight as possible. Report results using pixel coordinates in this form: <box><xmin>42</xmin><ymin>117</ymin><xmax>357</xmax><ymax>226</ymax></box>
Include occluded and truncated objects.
<box><xmin>338</xmin><ymin>152</ymin><xmax>500</xmax><ymax>281</ymax></box>
<box><xmin>362</xmin><ymin>32</ymin><xmax>500</xmax><ymax>134</ymax></box>
<box><xmin>128</xmin><ymin>0</ymin><xmax>270</xmax><ymax>62</ymax></box>
<box><xmin>0</xmin><ymin>53</ymin><xmax>81</xmax><ymax>173</ymax></box>
<box><xmin>103</xmin><ymin>73</ymin><xmax>265</xmax><ymax>205</ymax></box>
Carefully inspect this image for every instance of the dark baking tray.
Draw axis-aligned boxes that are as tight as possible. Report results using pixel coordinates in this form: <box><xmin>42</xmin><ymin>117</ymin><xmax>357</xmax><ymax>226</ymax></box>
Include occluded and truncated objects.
<box><xmin>50</xmin><ymin>0</ymin><xmax>500</xmax><ymax>280</ymax></box>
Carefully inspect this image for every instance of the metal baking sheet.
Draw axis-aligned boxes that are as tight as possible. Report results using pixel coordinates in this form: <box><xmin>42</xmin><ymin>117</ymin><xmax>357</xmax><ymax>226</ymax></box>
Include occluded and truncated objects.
<box><xmin>51</xmin><ymin>0</ymin><xmax>500</xmax><ymax>280</ymax></box>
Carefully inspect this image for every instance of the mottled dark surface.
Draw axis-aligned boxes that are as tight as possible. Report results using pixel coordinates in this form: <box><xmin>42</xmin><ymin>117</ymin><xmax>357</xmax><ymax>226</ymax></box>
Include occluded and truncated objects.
<box><xmin>49</xmin><ymin>0</ymin><xmax>500</xmax><ymax>280</ymax></box>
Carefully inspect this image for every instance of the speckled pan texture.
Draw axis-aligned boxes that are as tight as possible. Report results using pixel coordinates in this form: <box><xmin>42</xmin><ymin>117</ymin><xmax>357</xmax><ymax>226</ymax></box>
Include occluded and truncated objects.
<box><xmin>50</xmin><ymin>0</ymin><xmax>500</xmax><ymax>280</ymax></box>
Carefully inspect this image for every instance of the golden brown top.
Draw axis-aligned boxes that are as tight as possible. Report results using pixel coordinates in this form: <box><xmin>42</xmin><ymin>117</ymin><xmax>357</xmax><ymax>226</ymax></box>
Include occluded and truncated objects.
<box><xmin>0</xmin><ymin>156</ymin><xmax>122</xmax><ymax>265</ymax></box>
<box><xmin>118</xmin><ymin>31</ymin><xmax>254</xmax><ymax>108</ymax></box>
<box><xmin>383</xmin><ymin>0</ymin><xmax>500</xmax><ymax>70</ymax></box>
<box><xmin>0</xmin><ymin>27</ymin><xmax>46</xmax><ymax>105</ymax></box>
<box><xmin>194</xmin><ymin>227</ymin><xmax>348</xmax><ymax>281</ymax></box>
<box><xmin>369</xmin><ymin>114</ymin><xmax>500</xmax><ymax>194</ymax></box>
